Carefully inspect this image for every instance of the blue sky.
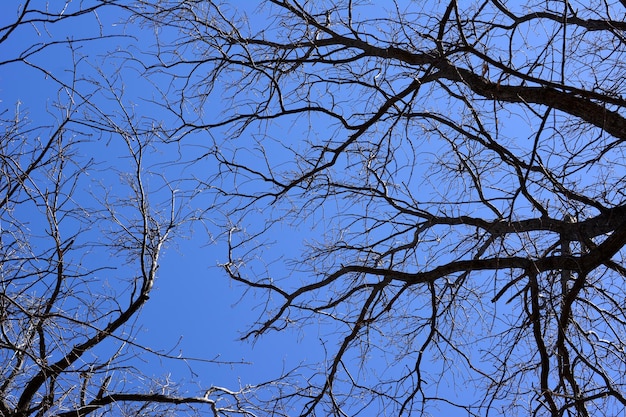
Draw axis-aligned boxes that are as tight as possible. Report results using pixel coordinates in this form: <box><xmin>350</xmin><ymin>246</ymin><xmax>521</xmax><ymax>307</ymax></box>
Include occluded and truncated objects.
<box><xmin>0</xmin><ymin>1</ymin><xmax>518</xmax><ymax>414</ymax></box>
<box><xmin>7</xmin><ymin>1</ymin><xmax>625</xmax><ymax>416</ymax></box>
<box><xmin>0</xmin><ymin>0</ymin><xmax>329</xmax><ymax>404</ymax></box>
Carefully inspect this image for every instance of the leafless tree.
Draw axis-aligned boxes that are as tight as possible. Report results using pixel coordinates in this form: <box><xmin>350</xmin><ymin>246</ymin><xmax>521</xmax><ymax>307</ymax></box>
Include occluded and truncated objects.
<box><xmin>134</xmin><ymin>0</ymin><xmax>626</xmax><ymax>416</ymax></box>
<box><xmin>0</xmin><ymin>2</ymin><xmax>258</xmax><ymax>416</ymax></box>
